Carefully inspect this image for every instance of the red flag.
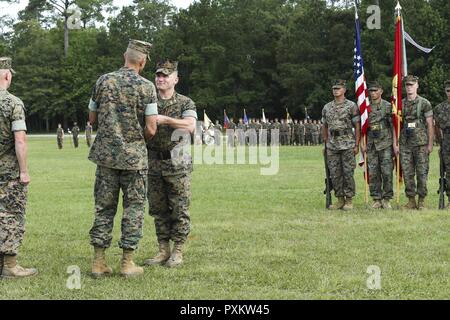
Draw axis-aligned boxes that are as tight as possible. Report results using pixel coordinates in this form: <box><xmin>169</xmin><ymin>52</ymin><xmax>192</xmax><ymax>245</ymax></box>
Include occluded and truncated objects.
<box><xmin>392</xmin><ymin>13</ymin><xmax>403</xmax><ymax>139</ymax></box>
<box><xmin>392</xmin><ymin>4</ymin><xmax>404</xmax><ymax>183</ymax></box>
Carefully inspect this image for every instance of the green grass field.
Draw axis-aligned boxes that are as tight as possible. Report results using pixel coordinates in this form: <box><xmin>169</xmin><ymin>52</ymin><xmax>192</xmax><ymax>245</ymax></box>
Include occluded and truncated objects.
<box><xmin>0</xmin><ymin>137</ymin><xmax>449</xmax><ymax>300</ymax></box>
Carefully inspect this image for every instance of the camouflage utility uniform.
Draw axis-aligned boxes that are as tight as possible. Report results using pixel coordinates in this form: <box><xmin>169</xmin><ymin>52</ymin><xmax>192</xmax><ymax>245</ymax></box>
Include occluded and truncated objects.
<box><xmin>322</xmin><ymin>99</ymin><xmax>360</xmax><ymax>201</ymax></box>
<box><xmin>0</xmin><ymin>88</ymin><xmax>27</xmax><ymax>256</ymax></box>
<box><xmin>88</xmin><ymin>67</ymin><xmax>157</xmax><ymax>250</ymax></box>
<box><xmin>57</xmin><ymin>127</ymin><xmax>64</xmax><ymax>149</ymax></box>
<box><xmin>72</xmin><ymin>124</ymin><xmax>80</xmax><ymax>148</ymax></box>
<box><xmin>86</xmin><ymin>123</ymin><xmax>93</xmax><ymax>147</ymax></box>
<box><xmin>147</xmin><ymin>92</ymin><xmax>197</xmax><ymax>246</ymax></box>
<box><xmin>434</xmin><ymin>85</ymin><xmax>450</xmax><ymax>202</ymax></box>
<box><xmin>399</xmin><ymin>96</ymin><xmax>433</xmax><ymax>199</ymax></box>
<box><xmin>367</xmin><ymin>99</ymin><xmax>394</xmax><ymax>202</ymax></box>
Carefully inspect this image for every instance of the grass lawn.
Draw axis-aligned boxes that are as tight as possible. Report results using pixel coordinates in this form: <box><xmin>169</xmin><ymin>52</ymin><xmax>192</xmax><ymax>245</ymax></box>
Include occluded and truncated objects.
<box><xmin>0</xmin><ymin>136</ymin><xmax>448</xmax><ymax>299</ymax></box>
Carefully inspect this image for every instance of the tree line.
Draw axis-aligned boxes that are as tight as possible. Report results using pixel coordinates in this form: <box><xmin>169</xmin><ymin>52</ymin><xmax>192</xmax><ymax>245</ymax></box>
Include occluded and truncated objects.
<box><xmin>0</xmin><ymin>0</ymin><xmax>449</xmax><ymax>132</ymax></box>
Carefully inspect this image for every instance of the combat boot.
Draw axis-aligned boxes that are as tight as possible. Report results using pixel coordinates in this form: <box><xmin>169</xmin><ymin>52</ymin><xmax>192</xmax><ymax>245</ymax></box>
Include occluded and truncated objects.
<box><xmin>403</xmin><ymin>197</ymin><xmax>417</xmax><ymax>210</ymax></box>
<box><xmin>165</xmin><ymin>242</ymin><xmax>183</xmax><ymax>268</ymax></box>
<box><xmin>417</xmin><ymin>197</ymin><xmax>426</xmax><ymax>210</ymax></box>
<box><xmin>371</xmin><ymin>200</ymin><xmax>383</xmax><ymax>209</ymax></box>
<box><xmin>120</xmin><ymin>249</ymin><xmax>144</xmax><ymax>278</ymax></box>
<box><xmin>1</xmin><ymin>255</ymin><xmax>38</xmax><ymax>278</ymax></box>
<box><xmin>91</xmin><ymin>247</ymin><xmax>113</xmax><ymax>278</ymax></box>
<box><xmin>382</xmin><ymin>199</ymin><xmax>392</xmax><ymax>210</ymax></box>
<box><xmin>144</xmin><ymin>241</ymin><xmax>171</xmax><ymax>266</ymax></box>
<box><xmin>329</xmin><ymin>197</ymin><xmax>345</xmax><ymax>210</ymax></box>
<box><xmin>342</xmin><ymin>197</ymin><xmax>353</xmax><ymax>211</ymax></box>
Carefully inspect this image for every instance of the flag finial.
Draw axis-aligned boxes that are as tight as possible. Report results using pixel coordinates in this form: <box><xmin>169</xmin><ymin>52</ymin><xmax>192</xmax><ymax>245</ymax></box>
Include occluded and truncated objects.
<box><xmin>395</xmin><ymin>1</ymin><xmax>402</xmax><ymax>11</ymax></box>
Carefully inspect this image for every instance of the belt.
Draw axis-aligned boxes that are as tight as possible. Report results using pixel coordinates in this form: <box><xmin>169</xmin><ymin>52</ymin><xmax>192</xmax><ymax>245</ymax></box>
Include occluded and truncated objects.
<box><xmin>148</xmin><ymin>150</ymin><xmax>172</xmax><ymax>160</ymax></box>
<box><xmin>331</xmin><ymin>129</ymin><xmax>352</xmax><ymax>137</ymax></box>
<box><xmin>368</xmin><ymin>123</ymin><xmax>385</xmax><ymax>131</ymax></box>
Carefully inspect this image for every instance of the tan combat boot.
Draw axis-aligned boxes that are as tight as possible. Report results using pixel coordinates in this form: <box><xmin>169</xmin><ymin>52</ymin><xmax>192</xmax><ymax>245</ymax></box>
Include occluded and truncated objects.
<box><xmin>165</xmin><ymin>242</ymin><xmax>183</xmax><ymax>268</ymax></box>
<box><xmin>329</xmin><ymin>197</ymin><xmax>345</xmax><ymax>210</ymax></box>
<box><xmin>1</xmin><ymin>255</ymin><xmax>38</xmax><ymax>278</ymax></box>
<box><xmin>417</xmin><ymin>197</ymin><xmax>426</xmax><ymax>210</ymax></box>
<box><xmin>403</xmin><ymin>197</ymin><xmax>417</xmax><ymax>210</ymax></box>
<box><xmin>91</xmin><ymin>247</ymin><xmax>113</xmax><ymax>278</ymax></box>
<box><xmin>120</xmin><ymin>249</ymin><xmax>144</xmax><ymax>278</ymax></box>
<box><xmin>372</xmin><ymin>200</ymin><xmax>383</xmax><ymax>209</ymax></box>
<box><xmin>342</xmin><ymin>197</ymin><xmax>353</xmax><ymax>211</ymax></box>
<box><xmin>144</xmin><ymin>241</ymin><xmax>171</xmax><ymax>266</ymax></box>
<box><xmin>382</xmin><ymin>199</ymin><xmax>392</xmax><ymax>210</ymax></box>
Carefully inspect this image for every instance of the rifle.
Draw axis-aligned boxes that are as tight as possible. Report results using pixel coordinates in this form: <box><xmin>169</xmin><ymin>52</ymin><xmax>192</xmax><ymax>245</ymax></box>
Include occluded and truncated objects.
<box><xmin>323</xmin><ymin>146</ymin><xmax>333</xmax><ymax>209</ymax></box>
<box><xmin>438</xmin><ymin>143</ymin><xmax>446</xmax><ymax>209</ymax></box>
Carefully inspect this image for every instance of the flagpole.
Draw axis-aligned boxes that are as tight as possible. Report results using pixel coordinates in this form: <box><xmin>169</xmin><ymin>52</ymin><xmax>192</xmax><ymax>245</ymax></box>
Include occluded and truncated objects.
<box><xmin>395</xmin><ymin>1</ymin><xmax>402</xmax><ymax>207</ymax></box>
<box><xmin>355</xmin><ymin>0</ymin><xmax>370</xmax><ymax>205</ymax></box>
<box><xmin>363</xmin><ymin>136</ymin><xmax>369</xmax><ymax>204</ymax></box>
<box><xmin>397</xmin><ymin>111</ymin><xmax>401</xmax><ymax>206</ymax></box>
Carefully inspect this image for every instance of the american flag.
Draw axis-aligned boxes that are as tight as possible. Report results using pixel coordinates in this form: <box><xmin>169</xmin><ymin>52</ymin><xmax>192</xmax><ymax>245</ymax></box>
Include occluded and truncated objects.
<box><xmin>224</xmin><ymin>110</ymin><xmax>230</xmax><ymax>129</ymax></box>
<box><xmin>353</xmin><ymin>9</ymin><xmax>371</xmax><ymax>136</ymax></box>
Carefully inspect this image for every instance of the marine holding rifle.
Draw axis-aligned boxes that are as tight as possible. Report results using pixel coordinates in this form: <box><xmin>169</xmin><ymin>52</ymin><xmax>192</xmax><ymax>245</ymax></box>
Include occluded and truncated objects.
<box><xmin>433</xmin><ymin>80</ymin><xmax>450</xmax><ymax>209</ymax></box>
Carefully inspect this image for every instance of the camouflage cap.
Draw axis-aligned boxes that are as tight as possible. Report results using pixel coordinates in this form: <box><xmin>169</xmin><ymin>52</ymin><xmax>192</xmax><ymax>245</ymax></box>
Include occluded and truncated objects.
<box><xmin>332</xmin><ymin>79</ymin><xmax>347</xmax><ymax>89</ymax></box>
<box><xmin>368</xmin><ymin>80</ymin><xmax>383</xmax><ymax>90</ymax></box>
<box><xmin>0</xmin><ymin>57</ymin><xmax>16</xmax><ymax>74</ymax></box>
<box><xmin>444</xmin><ymin>80</ymin><xmax>450</xmax><ymax>89</ymax></box>
<box><xmin>155</xmin><ymin>60</ymin><xmax>178</xmax><ymax>75</ymax></box>
<box><xmin>404</xmin><ymin>75</ymin><xmax>419</xmax><ymax>85</ymax></box>
<box><xmin>128</xmin><ymin>39</ymin><xmax>152</xmax><ymax>60</ymax></box>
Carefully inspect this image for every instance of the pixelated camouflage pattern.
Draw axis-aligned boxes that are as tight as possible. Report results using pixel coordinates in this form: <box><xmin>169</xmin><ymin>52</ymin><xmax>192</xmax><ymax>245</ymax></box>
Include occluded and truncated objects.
<box><xmin>322</xmin><ymin>99</ymin><xmax>359</xmax><ymax>151</ymax></box>
<box><xmin>367</xmin><ymin>145</ymin><xmax>393</xmax><ymax>200</ymax></box>
<box><xmin>367</xmin><ymin>99</ymin><xmax>393</xmax><ymax>151</ymax></box>
<box><xmin>434</xmin><ymin>100</ymin><xmax>450</xmax><ymax>196</ymax></box>
<box><xmin>56</xmin><ymin>127</ymin><xmax>64</xmax><ymax>149</ymax></box>
<box><xmin>399</xmin><ymin>95</ymin><xmax>433</xmax><ymax>147</ymax></box>
<box><xmin>327</xmin><ymin>148</ymin><xmax>356</xmax><ymax>198</ymax></box>
<box><xmin>148</xmin><ymin>172</ymin><xmax>191</xmax><ymax>243</ymax></box>
<box><xmin>147</xmin><ymin>92</ymin><xmax>196</xmax><ymax>244</ymax></box>
<box><xmin>400</xmin><ymin>145</ymin><xmax>429</xmax><ymax>198</ymax></box>
<box><xmin>0</xmin><ymin>178</ymin><xmax>27</xmax><ymax>255</ymax></box>
<box><xmin>88</xmin><ymin>67</ymin><xmax>157</xmax><ymax>170</ymax></box>
<box><xmin>72</xmin><ymin>125</ymin><xmax>80</xmax><ymax>148</ymax></box>
<box><xmin>0</xmin><ymin>89</ymin><xmax>26</xmax><ymax>179</ymax></box>
<box><xmin>147</xmin><ymin>92</ymin><xmax>196</xmax><ymax>153</ymax></box>
<box><xmin>89</xmin><ymin>166</ymin><xmax>147</xmax><ymax>250</ymax></box>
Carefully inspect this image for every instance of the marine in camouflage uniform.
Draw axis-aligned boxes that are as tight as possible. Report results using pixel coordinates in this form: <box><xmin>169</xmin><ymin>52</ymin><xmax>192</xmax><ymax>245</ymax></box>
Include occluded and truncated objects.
<box><xmin>322</xmin><ymin>79</ymin><xmax>361</xmax><ymax>210</ymax></box>
<box><xmin>56</xmin><ymin>123</ymin><xmax>64</xmax><ymax>149</ymax></box>
<box><xmin>0</xmin><ymin>57</ymin><xmax>37</xmax><ymax>278</ymax></box>
<box><xmin>85</xmin><ymin>121</ymin><xmax>93</xmax><ymax>147</ymax></box>
<box><xmin>144</xmin><ymin>60</ymin><xmax>197</xmax><ymax>268</ymax></box>
<box><xmin>312</xmin><ymin>120</ymin><xmax>320</xmax><ymax>145</ymax></box>
<box><xmin>365</xmin><ymin>81</ymin><xmax>395</xmax><ymax>209</ymax></box>
<box><xmin>227</xmin><ymin>118</ymin><xmax>236</xmax><ymax>147</ymax></box>
<box><xmin>237</xmin><ymin>118</ymin><xmax>246</xmax><ymax>146</ymax></box>
<box><xmin>298</xmin><ymin>120</ymin><xmax>305</xmax><ymax>146</ymax></box>
<box><xmin>305</xmin><ymin>119</ymin><xmax>313</xmax><ymax>146</ymax></box>
<box><xmin>399</xmin><ymin>75</ymin><xmax>434</xmax><ymax>210</ymax></box>
<box><xmin>280</xmin><ymin>119</ymin><xmax>289</xmax><ymax>146</ymax></box>
<box><xmin>433</xmin><ymin>80</ymin><xmax>450</xmax><ymax>209</ymax></box>
<box><xmin>272</xmin><ymin>119</ymin><xmax>281</xmax><ymax>145</ymax></box>
<box><xmin>88</xmin><ymin>40</ymin><xmax>158</xmax><ymax>278</ymax></box>
<box><xmin>71</xmin><ymin>122</ymin><xmax>80</xmax><ymax>148</ymax></box>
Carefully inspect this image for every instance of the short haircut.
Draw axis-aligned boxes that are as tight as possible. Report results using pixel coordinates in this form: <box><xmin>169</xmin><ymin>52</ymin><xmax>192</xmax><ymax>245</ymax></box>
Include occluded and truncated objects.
<box><xmin>125</xmin><ymin>48</ymin><xmax>146</xmax><ymax>65</ymax></box>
